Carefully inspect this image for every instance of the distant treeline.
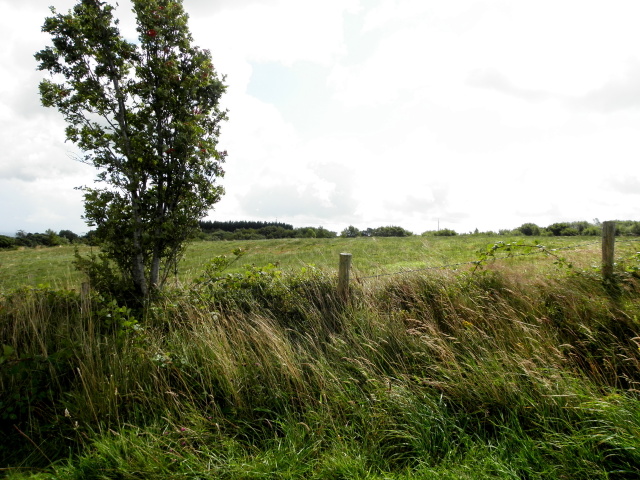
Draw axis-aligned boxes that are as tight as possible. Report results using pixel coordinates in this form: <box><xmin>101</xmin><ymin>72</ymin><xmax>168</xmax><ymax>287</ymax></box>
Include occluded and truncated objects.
<box><xmin>199</xmin><ymin>220</ymin><xmax>295</xmax><ymax>232</ymax></box>
<box><xmin>499</xmin><ymin>220</ymin><xmax>640</xmax><ymax>237</ymax></box>
<box><xmin>198</xmin><ymin>221</ymin><xmax>336</xmax><ymax>240</ymax></box>
<box><xmin>340</xmin><ymin>225</ymin><xmax>413</xmax><ymax>238</ymax></box>
<box><xmin>0</xmin><ymin>229</ymin><xmax>85</xmax><ymax>249</ymax></box>
<box><xmin>2</xmin><ymin>220</ymin><xmax>639</xmax><ymax>249</ymax></box>
<box><xmin>198</xmin><ymin>222</ymin><xmax>415</xmax><ymax>240</ymax></box>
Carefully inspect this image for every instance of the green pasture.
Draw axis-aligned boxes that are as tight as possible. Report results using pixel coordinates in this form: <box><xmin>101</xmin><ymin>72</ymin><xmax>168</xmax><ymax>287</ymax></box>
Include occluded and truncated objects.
<box><xmin>2</xmin><ymin>235</ymin><xmax>637</xmax><ymax>292</ymax></box>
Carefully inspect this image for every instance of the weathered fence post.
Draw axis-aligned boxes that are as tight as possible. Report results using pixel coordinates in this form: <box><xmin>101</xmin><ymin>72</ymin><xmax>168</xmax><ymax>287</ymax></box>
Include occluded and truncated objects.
<box><xmin>338</xmin><ymin>253</ymin><xmax>352</xmax><ymax>300</ymax></box>
<box><xmin>602</xmin><ymin>221</ymin><xmax>616</xmax><ymax>281</ymax></box>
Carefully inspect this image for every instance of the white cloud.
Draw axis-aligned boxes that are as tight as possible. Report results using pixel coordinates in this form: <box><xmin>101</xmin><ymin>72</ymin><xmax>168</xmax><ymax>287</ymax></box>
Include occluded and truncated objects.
<box><xmin>2</xmin><ymin>0</ymin><xmax>640</xmax><ymax>235</ymax></box>
<box><xmin>192</xmin><ymin>0</ymin><xmax>357</xmax><ymax>67</ymax></box>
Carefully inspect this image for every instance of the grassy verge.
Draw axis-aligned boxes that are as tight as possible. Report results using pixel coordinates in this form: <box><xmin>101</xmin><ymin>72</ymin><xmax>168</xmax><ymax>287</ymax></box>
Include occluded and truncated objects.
<box><xmin>1</xmin><ymin>255</ymin><xmax>640</xmax><ymax>478</ymax></box>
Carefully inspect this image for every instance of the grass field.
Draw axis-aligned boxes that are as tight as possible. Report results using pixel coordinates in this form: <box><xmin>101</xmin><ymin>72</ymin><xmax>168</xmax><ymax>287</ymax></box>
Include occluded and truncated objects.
<box><xmin>1</xmin><ymin>235</ymin><xmax>635</xmax><ymax>293</ymax></box>
<box><xmin>2</xmin><ymin>235</ymin><xmax>640</xmax><ymax>479</ymax></box>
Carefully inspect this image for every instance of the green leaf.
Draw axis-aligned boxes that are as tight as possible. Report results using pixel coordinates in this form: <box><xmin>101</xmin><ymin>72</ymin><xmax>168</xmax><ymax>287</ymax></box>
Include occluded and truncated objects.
<box><xmin>2</xmin><ymin>344</ymin><xmax>15</xmax><ymax>358</ymax></box>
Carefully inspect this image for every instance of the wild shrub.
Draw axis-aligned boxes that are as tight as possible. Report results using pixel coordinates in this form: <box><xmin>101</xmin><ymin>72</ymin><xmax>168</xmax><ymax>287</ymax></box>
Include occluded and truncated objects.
<box><xmin>517</xmin><ymin>222</ymin><xmax>541</xmax><ymax>236</ymax></box>
<box><xmin>192</xmin><ymin>256</ymin><xmax>342</xmax><ymax>335</ymax></box>
<box><xmin>0</xmin><ymin>235</ymin><xmax>16</xmax><ymax>250</ymax></box>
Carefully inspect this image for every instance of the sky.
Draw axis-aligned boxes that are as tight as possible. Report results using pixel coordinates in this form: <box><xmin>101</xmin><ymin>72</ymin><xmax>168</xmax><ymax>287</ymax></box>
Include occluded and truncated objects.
<box><xmin>1</xmin><ymin>0</ymin><xmax>640</xmax><ymax>236</ymax></box>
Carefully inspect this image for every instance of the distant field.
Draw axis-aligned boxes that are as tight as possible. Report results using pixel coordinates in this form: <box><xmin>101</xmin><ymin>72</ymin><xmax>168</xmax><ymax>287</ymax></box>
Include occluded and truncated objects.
<box><xmin>1</xmin><ymin>235</ymin><xmax>637</xmax><ymax>292</ymax></box>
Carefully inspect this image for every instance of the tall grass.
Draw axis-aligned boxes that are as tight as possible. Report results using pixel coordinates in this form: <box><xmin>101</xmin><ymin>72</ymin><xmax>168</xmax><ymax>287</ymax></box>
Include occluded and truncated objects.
<box><xmin>1</xmin><ymin>260</ymin><xmax>639</xmax><ymax>478</ymax></box>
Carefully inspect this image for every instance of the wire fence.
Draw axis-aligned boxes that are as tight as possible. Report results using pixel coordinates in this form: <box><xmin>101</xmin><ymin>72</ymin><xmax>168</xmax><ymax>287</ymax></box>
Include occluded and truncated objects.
<box><xmin>357</xmin><ymin>240</ymin><xmax>602</xmax><ymax>280</ymax></box>
<box><xmin>349</xmin><ymin>237</ymin><xmax>640</xmax><ymax>284</ymax></box>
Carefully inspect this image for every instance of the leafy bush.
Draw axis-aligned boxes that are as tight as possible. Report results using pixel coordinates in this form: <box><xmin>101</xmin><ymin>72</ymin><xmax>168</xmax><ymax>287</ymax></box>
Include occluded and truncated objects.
<box><xmin>341</xmin><ymin>225</ymin><xmax>361</xmax><ymax>237</ymax></box>
<box><xmin>561</xmin><ymin>227</ymin><xmax>580</xmax><ymax>236</ymax></box>
<box><xmin>11</xmin><ymin>229</ymin><xmax>68</xmax><ymax>248</ymax></box>
<box><xmin>583</xmin><ymin>226</ymin><xmax>601</xmax><ymax>236</ymax></box>
<box><xmin>433</xmin><ymin>228</ymin><xmax>458</xmax><ymax>236</ymax></box>
<box><xmin>0</xmin><ymin>235</ymin><xmax>15</xmax><ymax>249</ymax></box>
<box><xmin>364</xmin><ymin>226</ymin><xmax>413</xmax><ymax>237</ymax></box>
<box><xmin>59</xmin><ymin>229</ymin><xmax>80</xmax><ymax>243</ymax></box>
<box><xmin>199</xmin><ymin>221</ymin><xmax>337</xmax><ymax>240</ymax></box>
<box><xmin>73</xmin><ymin>249</ymin><xmax>141</xmax><ymax>308</ymax></box>
<box><xmin>546</xmin><ymin>222</ymin><xmax>571</xmax><ymax>236</ymax></box>
<box><xmin>518</xmin><ymin>223</ymin><xmax>540</xmax><ymax>236</ymax></box>
<box><xmin>192</xmin><ymin>255</ymin><xmax>340</xmax><ymax>333</ymax></box>
<box><xmin>422</xmin><ymin>229</ymin><xmax>458</xmax><ymax>236</ymax></box>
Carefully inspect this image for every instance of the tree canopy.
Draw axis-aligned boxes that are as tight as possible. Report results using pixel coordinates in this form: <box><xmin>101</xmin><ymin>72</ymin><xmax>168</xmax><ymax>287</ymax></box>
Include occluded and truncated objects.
<box><xmin>36</xmin><ymin>0</ymin><xmax>228</xmax><ymax>299</ymax></box>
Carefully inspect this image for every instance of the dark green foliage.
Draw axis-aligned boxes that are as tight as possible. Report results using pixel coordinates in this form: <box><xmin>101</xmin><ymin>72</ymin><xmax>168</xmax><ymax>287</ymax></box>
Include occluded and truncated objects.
<box><xmin>58</xmin><ymin>229</ymin><xmax>79</xmax><ymax>243</ymax></box>
<box><xmin>546</xmin><ymin>223</ymin><xmax>571</xmax><ymax>236</ymax></box>
<box><xmin>0</xmin><ymin>285</ymin><xmax>142</xmax><ymax>466</ymax></box>
<box><xmin>363</xmin><ymin>226</ymin><xmax>414</xmax><ymax>237</ymax></box>
<box><xmin>309</xmin><ymin>226</ymin><xmax>338</xmax><ymax>238</ymax></box>
<box><xmin>0</xmin><ymin>287</ymin><xmax>83</xmax><ymax>464</ymax></box>
<box><xmin>72</xmin><ymin>249</ymin><xmax>140</xmax><ymax>307</ymax></box>
<box><xmin>0</xmin><ymin>235</ymin><xmax>15</xmax><ymax>249</ymax></box>
<box><xmin>341</xmin><ymin>226</ymin><xmax>413</xmax><ymax>238</ymax></box>
<box><xmin>518</xmin><ymin>222</ymin><xmax>541</xmax><ymax>236</ymax></box>
<box><xmin>432</xmin><ymin>228</ymin><xmax>458</xmax><ymax>236</ymax></box>
<box><xmin>341</xmin><ymin>225</ymin><xmax>361</xmax><ymax>237</ymax></box>
<box><xmin>616</xmin><ymin>220</ymin><xmax>640</xmax><ymax>236</ymax></box>
<box><xmin>81</xmin><ymin>230</ymin><xmax>99</xmax><ymax>246</ymax></box>
<box><xmin>198</xmin><ymin>219</ymin><xmax>640</xmax><ymax>240</ymax></box>
<box><xmin>260</xmin><ymin>225</ymin><xmax>297</xmax><ymax>239</ymax></box>
<box><xmin>199</xmin><ymin>222</ymin><xmax>337</xmax><ymax>240</ymax></box>
<box><xmin>12</xmin><ymin>229</ymin><xmax>66</xmax><ymax>248</ymax></box>
<box><xmin>570</xmin><ymin>220</ymin><xmax>591</xmax><ymax>234</ymax></box>
<box><xmin>582</xmin><ymin>225</ymin><xmax>602</xmax><ymax>236</ymax></box>
<box><xmin>499</xmin><ymin>220</ymin><xmax>637</xmax><ymax>237</ymax></box>
<box><xmin>44</xmin><ymin>229</ymin><xmax>66</xmax><ymax>246</ymax></box>
<box><xmin>296</xmin><ymin>227</ymin><xmax>318</xmax><ymax>238</ymax></box>
<box><xmin>547</xmin><ymin>221</ymin><xmax>601</xmax><ymax>236</ymax></box>
<box><xmin>199</xmin><ymin>220</ymin><xmax>294</xmax><ymax>232</ymax></box>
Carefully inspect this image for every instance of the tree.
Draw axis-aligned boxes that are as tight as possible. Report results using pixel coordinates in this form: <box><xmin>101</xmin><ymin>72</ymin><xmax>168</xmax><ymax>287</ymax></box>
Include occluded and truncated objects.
<box><xmin>45</xmin><ymin>229</ymin><xmax>65</xmax><ymax>246</ymax></box>
<box><xmin>36</xmin><ymin>0</ymin><xmax>227</xmax><ymax>299</ymax></box>
<box><xmin>518</xmin><ymin>223</ymin><xmax>540</xmax><ymax>236</ymax></box>
<box><xmin>432</xmin><ymin>228</ymin><xmax>457</xmax><ymax>237</ymax></box>
<box><xmin>366</xmin><ymin>226</ymin><xmax>413</xmax><ymax>237</ymax></box>
<box><xmin>59</xmin><ymin>229</ymin><xmax>80</xmax><ymax>243</ymax></box>
<box><xmin>0</xmin><ymin>235</ymin><xmax>16</xmax><ymax>250</ymax></box>
<box><xmin>340</xmin><ymin>226</ymin><xmax>361</xmax><ymax>238</ymax></box>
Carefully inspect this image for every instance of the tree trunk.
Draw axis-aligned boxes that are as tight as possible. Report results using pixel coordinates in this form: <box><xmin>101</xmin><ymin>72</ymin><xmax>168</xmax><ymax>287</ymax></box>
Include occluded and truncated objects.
<box><xmin>130</xmin><ymin>192</ymin><xmax>148</xmax><ymax>298</ymax></box>
<box><xmin>131</xmin><ymin>226</ymin><xmax>148</xmax><ymax>297</ymax></box>
<box><xmin>150</xmin><ymin>251</ymin><xmax>161</xmax><ymax>291</ymax></box>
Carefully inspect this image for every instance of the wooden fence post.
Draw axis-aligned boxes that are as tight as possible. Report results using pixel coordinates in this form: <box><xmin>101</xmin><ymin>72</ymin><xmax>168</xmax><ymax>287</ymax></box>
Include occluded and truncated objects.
<box><xmin>602</xmin><ymin>221</ymin><xmax>616</xmax><ymax>281</ymax></box>
<box><xmin>338</xmin><ymin>253</ymin><xmax>352</xmax><ymax>299</ymax></box>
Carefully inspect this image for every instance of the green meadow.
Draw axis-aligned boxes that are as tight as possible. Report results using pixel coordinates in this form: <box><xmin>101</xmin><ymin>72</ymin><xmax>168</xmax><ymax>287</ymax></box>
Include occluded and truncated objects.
<box><xmin>0</xmin><ymin>235</ymin><xmax>623</xmax><ymax>292</ymax></box>
<box><xmin>1</xmin><ymin>235</ymin><xmax>640</xmax><ymax>479</ymax></box>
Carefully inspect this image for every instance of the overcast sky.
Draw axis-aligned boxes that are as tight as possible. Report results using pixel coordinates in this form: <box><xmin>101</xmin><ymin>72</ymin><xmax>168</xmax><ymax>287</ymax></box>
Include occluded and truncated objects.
<box><xmin>1</xmin><ymin>0</ymin><xmax>639</xmax><ymax>236</ymax></box>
